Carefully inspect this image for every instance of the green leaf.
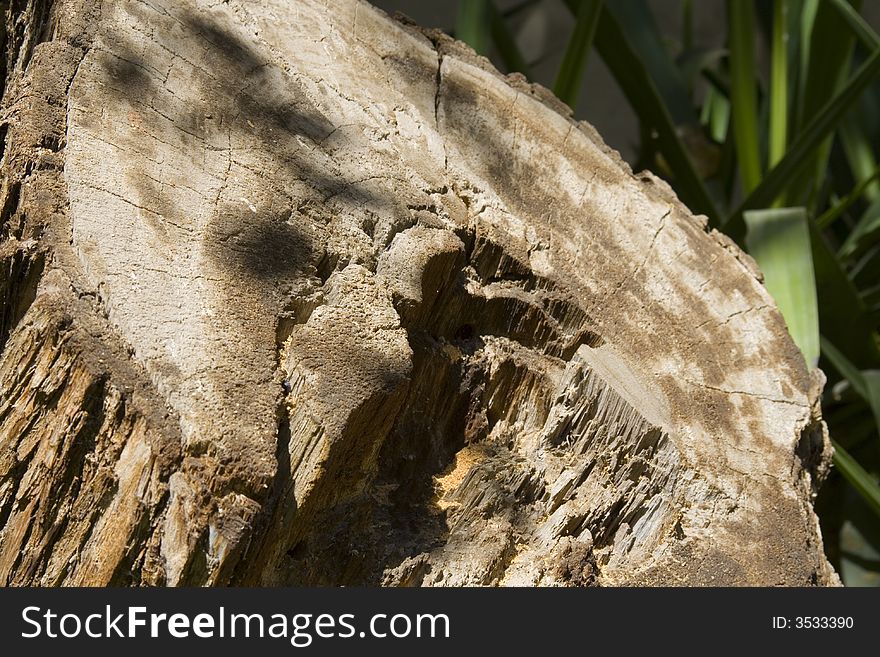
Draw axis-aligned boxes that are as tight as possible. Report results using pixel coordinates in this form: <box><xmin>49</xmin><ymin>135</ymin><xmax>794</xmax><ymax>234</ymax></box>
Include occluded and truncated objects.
<box><xmin>553</xmin><ymin>0</ymin><xmax>602</xmax><ymax>110</ymax></box>
<box><xmin>816</xmin><ymin>165</ymin><xmax>880</xmax><ymax>230</ymax></box>
<box><xmin>822</xmin><ymin>336</ymin><xmax>871</xmax><ymax>399</ymax></box>
<box><xmin>795</xmin><ymin>0</ymin><xmax>860</xmax><ymax>129</ymax></box>
<box><xmin>786</xmin><ymin>0</ymin><xmax>861</xmax><ymax>208</ymax></box>
<box><xmin>797</xmin><ymin>0</ymin><xmax>820</xmax><ymax>96</ymax></box>
<box><xmin>816</xmin><ymin>167</ymin><xmax>880</xmax><ymax>232</ymax></box>
<box><xmin>601</xmin><ymin>0</ymin><xmax>696</xmax><ymax>126</ymax></box>
<box><xmin>728</xmin><ymin>0</ymin><xmax>763</xmax><ymax>195</ymax></box>
<box><xmin>867</xmin><ymin>371</ymin><xmax>880</xmax><ymax>432</ymax></box>
<box><xmin>809</xmin><ymin>219</ymin><xmax>880</xmax><ymax>368</ymax></box>
<box><xmin>829</xmin><ymin>1</ymin><xmax>880</xmax><ymax>212</ymax></box>
<box><xmin>840</xmin><ymin>114</ymin><xmax>880</xmax><ymax>206</ymax></box>
<box><xmin>828</xmin><ymin>0</ymin><xmax>877</xmax><ymax>50</ymax></box>
<box><xmin>744</xmin><ymin>207</ymin><xmax>819</xmax><ymax>366</ymax></box>
<box><xmin>456</xmin><ymin>0</ymin><xmax>491</xmax><ymax>55</ymax></box>
<box><xmin>727</xmin><ymin>45</ymin><xmax>880</xmax><ymax>230</ymax></box>
<box><xmin>840</xmin><ymin>513</ymin><xmax>880</xmax><ymax>587</ymax></box>
<box><xmin>583</xmin><ymin>3</ymin><xmax>722</xmax><ymax>225</ymax></box>
<box><xmin>678</xmin><ymin>47</ymin><xmax>728</xmax><ymax>93</ymax></box>
<box><xmin>841</xmin><ymin>201</ymin><xmax>880</xmax><ymax>257</ymax></box>
<box><xmin>768</xmin><ymin>0</ymin><xmax>789</xmax><ymax>170</ymax></box>
<box><xmin>682</xmin><ymin>0</ymin><xmax>694</xmax><ymax>53</ymax></box>
<box><xmin>822</xmin><ymin>337</ymin><xmax>880</xmax><ymax>431</ymax></box>
<box><xmin>488</xmin><ymin>2</ymin><xmax>532</xmax><ymax>77</ymax></box>
<box><xmin>700</xmin><ymin>84</ymin><xmax>730</xmax><ymax>144</ymax></box>
<box><xmin>832</xmin><ymin>439</ymin><xmax>880</xmax><ymax>522</ymax></box>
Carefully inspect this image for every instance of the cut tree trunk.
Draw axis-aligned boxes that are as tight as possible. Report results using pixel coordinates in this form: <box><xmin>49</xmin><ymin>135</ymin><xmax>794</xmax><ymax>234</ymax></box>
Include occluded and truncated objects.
<box><xmin>0</xmin><ymin>0</ymin><xmax>837</xmax><ymax>586</ymax></box>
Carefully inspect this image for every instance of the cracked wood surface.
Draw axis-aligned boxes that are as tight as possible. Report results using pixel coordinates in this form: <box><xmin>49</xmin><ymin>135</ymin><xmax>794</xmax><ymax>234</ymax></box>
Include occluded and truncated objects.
<box><xmin>0</xmin><ymin>0</ymin><xmax>837</xmax><ymax>585</ymax></box>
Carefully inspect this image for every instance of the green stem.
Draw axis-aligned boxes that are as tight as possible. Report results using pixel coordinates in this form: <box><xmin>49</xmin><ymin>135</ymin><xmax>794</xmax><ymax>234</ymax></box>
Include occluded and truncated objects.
<box><xmin>553</xmin><ymin>0</ymin><xmax>603</xmax><ymax>111</ymax></box>
<box><xmin>768</xmin><ymin>0</ymin><xmax>788</xmax><ymax>171</ymax></box>
<box><xmin>456</xmin><ymin>0</ymin><xmax>490</xmax><ymax>55</ymax></box>
<box><xmin>728</xmin><ymin>0</ymin><xmax>763</xmax><ymax>196</ymax></box>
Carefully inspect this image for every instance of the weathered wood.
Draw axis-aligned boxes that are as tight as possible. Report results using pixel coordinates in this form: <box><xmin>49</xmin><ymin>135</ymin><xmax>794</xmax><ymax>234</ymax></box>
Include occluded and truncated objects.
<box><xmin>0</xmin><ymin>0</ymin><xmax>837</xmax><ymax>585</ymax></box>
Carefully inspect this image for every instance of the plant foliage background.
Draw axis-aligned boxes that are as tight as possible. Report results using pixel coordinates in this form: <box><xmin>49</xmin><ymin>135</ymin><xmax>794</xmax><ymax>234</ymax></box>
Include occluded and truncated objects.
<box><xmin>375</xmin><ymin>0</ymin><xmax>880</xmax><ymax>586</ymax></box>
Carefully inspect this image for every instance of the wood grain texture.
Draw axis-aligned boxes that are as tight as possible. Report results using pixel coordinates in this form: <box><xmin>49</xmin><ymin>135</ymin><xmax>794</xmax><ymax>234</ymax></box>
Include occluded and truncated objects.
<box><xmin>0</xmin><ymin>0</ymin><xmax>837</xmax><ymax>585</ymax></box>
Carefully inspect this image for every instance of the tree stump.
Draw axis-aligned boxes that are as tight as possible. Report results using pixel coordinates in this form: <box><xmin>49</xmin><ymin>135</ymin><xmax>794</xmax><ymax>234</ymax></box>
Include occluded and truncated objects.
<box><xmin>0</xmin><ymin>0</ymin><xmax>837</xmax><ymax>586</ymax></box>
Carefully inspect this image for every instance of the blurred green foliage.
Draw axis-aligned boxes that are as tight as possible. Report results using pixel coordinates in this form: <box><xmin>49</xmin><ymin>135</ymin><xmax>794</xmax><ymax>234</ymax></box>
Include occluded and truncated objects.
<box><xmin>455</xmin><ymin>0</ymin><xmax>880</xmax><ymax>585</ymax></box>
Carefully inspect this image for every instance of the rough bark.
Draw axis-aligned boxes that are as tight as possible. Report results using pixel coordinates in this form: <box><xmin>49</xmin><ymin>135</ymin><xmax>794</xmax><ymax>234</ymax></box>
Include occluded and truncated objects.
<box><xmin>0</xmin><ymin>0</ymin><xmax>837</xmax><ymax>586</ymax></box>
